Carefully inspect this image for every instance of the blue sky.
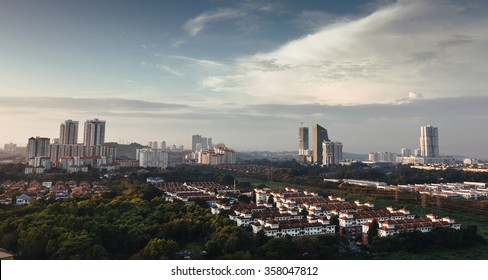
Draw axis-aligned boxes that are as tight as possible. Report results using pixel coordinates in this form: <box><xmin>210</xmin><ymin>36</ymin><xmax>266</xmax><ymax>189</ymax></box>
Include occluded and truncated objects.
<box><xmin>1</xmin><ymin>0</ymin><xmax>488</xmax><ymax>158</ymax></box>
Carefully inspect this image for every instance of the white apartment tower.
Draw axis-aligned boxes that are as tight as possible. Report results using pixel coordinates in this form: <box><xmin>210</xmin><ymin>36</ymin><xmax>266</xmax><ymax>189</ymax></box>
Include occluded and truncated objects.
<box><xmin>420</xmin><ymin>125</ymin><xmax>439</xmax><ymax>157</ymax></box>
<box><xmin>59</xmin><ymin>119</ymin><xmax>79</xmax><ymax>144</ymax></box>
<box><xmin>27</xmin><ymin>136</ymin><xmax>51</xmax><ymax>159</ymax></box>
<box><xmin>84</xmin><ymin>118</ymin><xmax>106</xmax><ymax>147</ymax></box>
<box><xmin>137</xmin><ymin>148</ymin><xmax>168</xmax><ymax>169</ymax></box>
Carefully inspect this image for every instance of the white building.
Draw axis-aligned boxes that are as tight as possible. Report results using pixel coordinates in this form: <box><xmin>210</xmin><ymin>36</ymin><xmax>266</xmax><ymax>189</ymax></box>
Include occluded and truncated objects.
<box><xmin>137</xmin><ymin>148</ymin><xmax>168</xmax><ymax>169</ymax></box>
<box><xmin>420</xmin><ymin>125</ymin><xmax>439</xmax><ymax>157</ymax></box>
<box><xmin>59</xmin><ymin>119</ymin><xmax>79</xmax><ymax>145</ymax></box>
<box><xmin>25</xmin><ymin>157</ymin><xmax>52</xmax><ymax>174</ymax></box>
<box><xmin>400</xmin><ymin>148</ymin><xmax>411</xmax><ymax>157</ymax></box>
<box><xmin>368</xmin><ymin>152</ymin><xmax>396</xmax><ymax>163</ymax></box>
<box><xmin>16</xmin><ymin>194</ymin><xmax>32</xmax><ymax>205</ymax></box>
<box><xmin>197</xmin><ymin>144</ymin><xmax>236</xmax><ymax>165</ymax></box>
<box><xmin>463</xmin><ymin>158</ymin><xmax>478</xmax><ymax>165</ymax></box>
<box><xmin>27</xmin><ymin>136</ymin><xmax>51</xmax><ymax>159</ymax></box>
<box><xmin>83</xmin><ymin>118</ymin><xmax>106</xmax><ymax>147</ymax></box>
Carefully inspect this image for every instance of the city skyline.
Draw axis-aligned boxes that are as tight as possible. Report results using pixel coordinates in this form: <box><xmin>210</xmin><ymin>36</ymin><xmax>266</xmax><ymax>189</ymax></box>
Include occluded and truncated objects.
<box><xmin>1</xmin><ymin>0</ymin><xmax>488</xmax><ymax>158</ymax></box>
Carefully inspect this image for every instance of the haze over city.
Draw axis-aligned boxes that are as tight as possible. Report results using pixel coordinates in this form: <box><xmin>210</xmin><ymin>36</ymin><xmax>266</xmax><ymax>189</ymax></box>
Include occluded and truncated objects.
<box><xmin>1</xmin><ymin>0</ymin><xmax>487</xmax><ymax>158</ymax></box>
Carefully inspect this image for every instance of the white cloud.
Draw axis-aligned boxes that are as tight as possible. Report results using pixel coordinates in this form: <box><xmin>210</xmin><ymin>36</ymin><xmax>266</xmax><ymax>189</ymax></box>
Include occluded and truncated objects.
<box><xmin>200</xmin><ymin>0</ymin><xmax>488</xmax><ymax>105</ymax></box>
<box><xmin>393</xmin><ymin>91</ymin><xmax>424</xmax><ymax>104</ymax></box>
<box><xmin>183</xmin><ymin>8</ymin><xmax>244</xmax><ymax>36</ymax></box>
<box><xmin>170</xmin><ymin>55</ymin><xmax>228</xmax><ymax>70</ymax></box>
<box><xmin>155</xmin><ymin>64</ymin><xmax>181</xmax><ymax>77</ymax></box>
<box><xmin>140</xmin><ymin>62</ymin><xmax>181</xmax><ymax>77</ymax></box>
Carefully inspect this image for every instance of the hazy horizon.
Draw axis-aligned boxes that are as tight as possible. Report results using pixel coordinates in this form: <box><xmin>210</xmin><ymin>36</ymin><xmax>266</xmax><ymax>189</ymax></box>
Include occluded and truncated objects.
<box><xmin>1</xmin><ymin>0</ymin><xmax>487</xmax><ymax>158</ymax></box>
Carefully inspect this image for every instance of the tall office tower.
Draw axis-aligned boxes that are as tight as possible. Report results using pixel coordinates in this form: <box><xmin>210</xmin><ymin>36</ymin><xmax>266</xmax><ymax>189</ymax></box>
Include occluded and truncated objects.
<box><xmin>414</xmin><ymin>148</ymin><xmax>421</xmax><ymax>157</ymax></box>
<box><xmin>59</xmin><ymin>119</ymin><xmax>79</xmax><ymax>144</ymax></box>
<box><xmin>312</xmin><ymin>124</ymin><xmax>329</xmax><ymax>164</ymax></box>
<box><xmin>192</xmin><ymin>135</ymin><xmax>202</xmax><ymax>151</ymax></box>
<box><xmin>160</xmin><ymin>141</ymin><xmax>166</xmax><ymax>150</ymax></box>
<box><xmin>27</xmin><ymin>136</ymin><xmax>51</xmax><ymax>159</ymax></box>
<box><xmin>323</xmin><ymin>141</ymin><xmax>343</xmax><ymax>166</ymax></box>
<box><xmin>420</xmin><ymin>125</ymin><xmax>439</xmax><ymax>157</ymax></box>
<box><xmin>207</xmin><ymin>138</ymin><xmax>212</xmax><ymax>148</ymax></box>
<box><xmin>83</xmin><ymin>118</ymin><xmax>106</xmax><ymax>146</ymax></box>
<box><xmin>298</xmin><ymin>126</ymin><xmax>309</xmax><ymax>156</ymax></box>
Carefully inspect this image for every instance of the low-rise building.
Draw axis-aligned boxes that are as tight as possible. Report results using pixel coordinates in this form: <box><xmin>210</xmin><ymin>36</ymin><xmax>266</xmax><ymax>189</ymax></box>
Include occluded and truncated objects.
<box><xmin>16</xmin><ymin>194</ymin><xmax>32</xmax><ymax>205</ymax></box>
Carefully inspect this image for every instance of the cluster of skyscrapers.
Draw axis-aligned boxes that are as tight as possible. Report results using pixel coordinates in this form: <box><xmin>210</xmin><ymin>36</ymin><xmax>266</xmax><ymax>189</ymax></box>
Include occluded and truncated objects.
<box><xmin>191</xmin><ymin>135</ymin><xmax>212</xmax><ymax>152</ymax></box>
<box><xmin>297</xmin><ymin>123</ymin><xmax>343</xmax><ymax>166</ymax></box>
<box><xmin>187</xmin><ymin>134</ymin><xmax>236</xmax><ymax>165</ymax></box>
<box><xmin>26</xmin><ymin>119</ymin><xmax>117</xmax><ymax>173</ymax></box>
<box><xmin>28</xmin><ymin>118</ymin><xmax>110</xmax><ymax>159</ymax></box>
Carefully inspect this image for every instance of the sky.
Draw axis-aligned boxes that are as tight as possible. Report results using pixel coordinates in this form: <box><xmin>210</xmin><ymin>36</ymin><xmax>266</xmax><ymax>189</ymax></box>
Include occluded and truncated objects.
<box><xmin>1</xmin><ymin>0</ymin><xmax>487</xmax><ymax>158</ymax></box>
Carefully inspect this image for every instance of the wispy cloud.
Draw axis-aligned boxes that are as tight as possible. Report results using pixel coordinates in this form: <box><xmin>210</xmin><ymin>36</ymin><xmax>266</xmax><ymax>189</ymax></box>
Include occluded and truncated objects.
<box><xmin>183</xmin><ymin>8</ymin><xmax>245</xmax><ymax>36</ymax></box>
<box><xmin>199</xmin><ymin>0</ymin><xmax>488</xmax><ymax>105</ymax></box>
<box><xmin>155</xmin><ymin>64</ymin><xmax>181</xmax><ymax>76</ymax></box>
<box><xmin>170</xmin><ymin>55</ymin><xmax>228</xmax><ymax>70</ymax></box>
<box><xmin>140</xmin><ymin>62</ymin><xmax>181</xmax><ymax>77</ymax></box>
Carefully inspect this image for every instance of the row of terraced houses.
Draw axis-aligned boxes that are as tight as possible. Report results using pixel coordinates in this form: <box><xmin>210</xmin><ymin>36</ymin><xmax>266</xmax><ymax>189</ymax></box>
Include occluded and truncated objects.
<box><xmin>212</xmin><ymin>187</ymin><xmax>461</xmax><ymax>243</ymax></box>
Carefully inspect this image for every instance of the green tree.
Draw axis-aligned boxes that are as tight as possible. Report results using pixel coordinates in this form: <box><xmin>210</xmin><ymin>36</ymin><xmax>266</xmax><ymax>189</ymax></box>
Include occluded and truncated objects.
<box><xmin>367</xmin><ymin>219</ymin><xmax>379</xmax><ymax>244</ymax></box>
<box><xmin>142</xmin><ymin>238</ymin><xmax>179</xmax><ymax>260</ymax></box>
<box><xmin>237</xmin><ymin>194</ymin><xmax>251</xmax><ymax>203</ymax></box>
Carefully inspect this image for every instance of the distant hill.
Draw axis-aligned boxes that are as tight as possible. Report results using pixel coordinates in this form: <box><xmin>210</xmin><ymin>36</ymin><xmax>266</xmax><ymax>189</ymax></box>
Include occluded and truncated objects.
<box><xmin>343</xmin><ymin>152</ymin><xmax>369</xmax><ymax>161</ymax></box>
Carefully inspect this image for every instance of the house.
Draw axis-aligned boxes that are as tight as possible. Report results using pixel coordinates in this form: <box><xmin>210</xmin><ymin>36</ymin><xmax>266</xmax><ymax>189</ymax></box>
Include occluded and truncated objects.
<box><xmin>0</xmin><ymin>194</ymin><xmax>12</xmax><ymax>205</ymax></box>
<box><xmin>16</xmin><ymin>194</ymin><xmax>32</xmax><ymax>205</ymax></box>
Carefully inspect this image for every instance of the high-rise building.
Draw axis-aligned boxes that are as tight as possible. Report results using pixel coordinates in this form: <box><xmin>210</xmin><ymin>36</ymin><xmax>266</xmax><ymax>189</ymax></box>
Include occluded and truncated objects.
<box><xmin>197</xmin><ymin>144</ymin><xmax>236</xmax><ymax>165</ymax></box>
<box><xmin>59</xmin><ymin>119</ymin><xmax>79</xmax><ymax>145</ymax></box>
<box><xmin>323</xmin><ymin>141</ymin><xmax>343</xmax><ymax>166</ymax></box>
<box><xmin>298</xmin><ymin>126</ymin><xmax>309</xmax><ymax>156</ymax></box>
<box><xmin>148</xmin><ymin>141</ymin><xmax>158</xmax><ymax>149</ymax></box>
<box><xmin>137</xmin><ymin>148</ymin><xmax>168</xmax><ymax>169</ymax></box>
<box><xmin>192</xmin><ymin>135</ymin><xmax>202</xmax><ymax>151</ymax></box>
<box><xmin>400</xmin><ymin>148</ymin><xmax>411</xmax><ymax>157</ymax></box>
<box><xmin>312</xmin><ymin>124</ymin><xmax>329</xmax><ymax>165</ymax></box>
<box><xmin>192</xmin><ymin>134</ymin><xmax>211</xmax><ymax>151</ymax></box>
<box><xmin>3</xmin><ymin>143</ymin><xmax>17</xmax><ymax>152</ymax></box>
<box><xmin>420</xmin><ymin>125</ymin><xmax>439</xmax><ymax>157</ymax></box>
<box><xmin>83</xmin><ymin>118</ymin><xmax>106</xmax><ymax>147</ymax></box>
<box><xmin>27</xmin><ymin>136</ymin><xmax>51</xmax><ymax>159</ymax></box>
<box><xmin>368</xmin><ymin>152</ymin><xmax>396</xmax><ymax>162</ymax></box>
